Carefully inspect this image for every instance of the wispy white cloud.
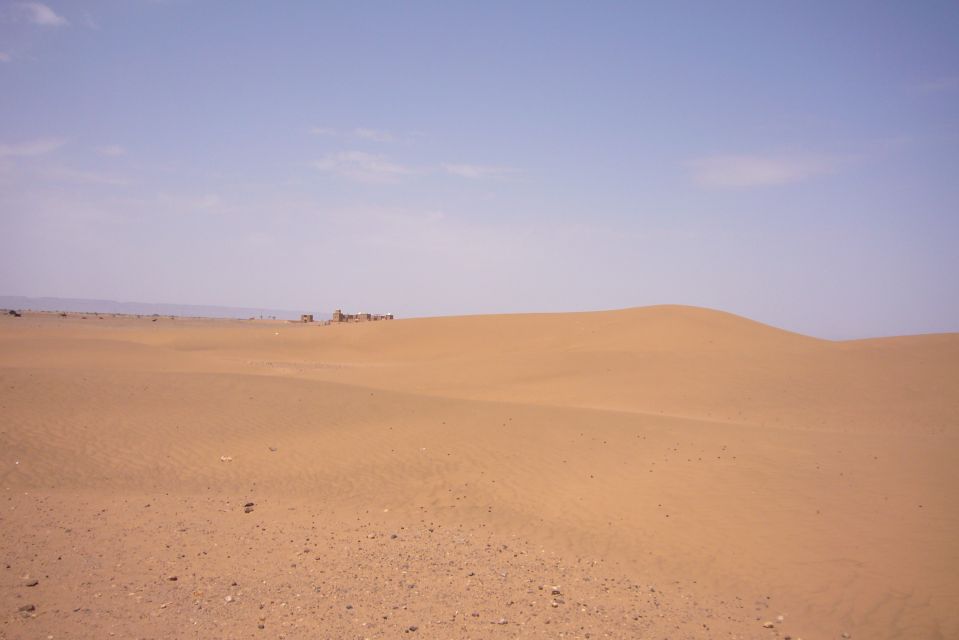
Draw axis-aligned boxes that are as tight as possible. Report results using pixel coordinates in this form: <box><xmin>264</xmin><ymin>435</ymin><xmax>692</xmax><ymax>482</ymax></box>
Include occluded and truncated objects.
<box><xmin>18</xmin><ymin>2</ymin><xmax>68</xmax><ymax>27</ymax></box>
<box><xmin>192</xmin><ymin>193</ymin><xmax>222</xmax><ymax>210</ymax></box>
<box><xmin>96</xmin><ymin>144</ymin><xmax>126</xmax><ymax>157</ymax></box>
<box><xmin>152</xmin><ymin>192</ymin><xmax>228</xmax><ymax>216</ymax></box>
<box><xmin>313</xmin><ymin>151</ymin><xmax>415</xmax><ymax>183</ymax></box>
<box><xmin>0</xmin><ymin>137</ymin><xmax>66</xmax><ymax>158</ymax></box>
<box><xmin>690</xmin><ymin>153</ymin><xmax>843</xmax><ymax>188</ymax></box>
<box><xmin>443</xmin><ymin>163</ymin><xmax>517</xmax><ymax>179</ymax></box>
<box><xmin>353</xmin><ymin>127</ymin><xmax>394</xmax><ymax>142</ymax></box>
<box><xmin>0</xmin><ymin>52</ymin><xmax>11</xmax><ymax>63</ymax></box>
<box><xmin>311</xmin><ymin>151</ymin><xmax>518</xmax><ymax>184</ymax></box>
<box><xmin>310</xmin><ymin>126</ymin><xmax>397</xmax><ymax>142</ymax></box>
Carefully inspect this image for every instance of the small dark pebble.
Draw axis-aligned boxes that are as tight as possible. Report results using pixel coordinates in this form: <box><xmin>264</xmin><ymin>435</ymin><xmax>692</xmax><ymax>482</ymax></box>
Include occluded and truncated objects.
<box><xmin>167</xmin><ymin>576</ymin><xmax>178</xmax><ymax>581</ymax></box>
<box><xmin>24</xmin><ymin>579</ymin><xmax>39</xmax><ymax>587</ymax></box>
<box><xmin>18</xmin><ymin>604</ymin><xmax>36</xmax><ymax>612</ymax></box>
<box><xmin>346</xmin><ymin>604</ymin><xmax>353</xmax><ymax>610</ymax></box>
<box><xmin>244</xmin><ymin>502</ymin><xmax>255</xmax><ymax>508</ymax></box>
<box><xmin>408</xmin><ymin>625</ymin><xmax>418</xmax><ymax>632</ymax></box>
<box><xmin>244</xmin><ymin>506</ymin><xmax>254</xmax><ymax>514</ymax></box>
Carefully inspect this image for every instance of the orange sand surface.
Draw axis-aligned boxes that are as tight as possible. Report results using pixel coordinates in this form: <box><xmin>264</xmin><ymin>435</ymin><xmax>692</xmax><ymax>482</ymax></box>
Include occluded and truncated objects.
<box><xmin>1</xmin><ymin>306</ymin><xmax>957</xmax><ymax>639</ymax></box>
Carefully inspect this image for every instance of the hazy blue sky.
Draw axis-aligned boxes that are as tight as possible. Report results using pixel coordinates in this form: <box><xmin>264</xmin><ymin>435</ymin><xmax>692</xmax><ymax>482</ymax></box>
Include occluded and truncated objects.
<box><xmin>1</xmin><ymin>1</ymin><xmax>957</xmax><ymax>338</ymax></box>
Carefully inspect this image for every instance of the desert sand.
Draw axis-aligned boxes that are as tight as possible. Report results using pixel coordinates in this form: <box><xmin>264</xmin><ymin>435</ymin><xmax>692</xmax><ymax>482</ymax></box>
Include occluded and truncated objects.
<box><xmin>1</xmin><ymin>306</ymin><xmax>957</xmax><ymax>639</ymax></box>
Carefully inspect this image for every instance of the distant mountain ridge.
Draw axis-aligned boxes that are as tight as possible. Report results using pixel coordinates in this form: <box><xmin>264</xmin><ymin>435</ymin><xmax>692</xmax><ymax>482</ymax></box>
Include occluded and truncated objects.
<box><xmin>0</xmin><ymin>295</ymin><xmax>328</xmax><ymax>321</ymax></box>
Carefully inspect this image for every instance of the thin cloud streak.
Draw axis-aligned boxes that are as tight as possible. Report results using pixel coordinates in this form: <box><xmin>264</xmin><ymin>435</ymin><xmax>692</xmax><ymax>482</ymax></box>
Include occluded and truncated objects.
<box><xmin>96</xmin><ymin>145</ymin><xmax>126</xmax><ymax>157</ymax></box>
<box><xmin>313</xmin><ymin>151</ymin><xmax>415</xmax><ymax>183</ymax></box>
<box><xmin>310</xmin><ymin>126</ymin><xmax>396</xmax><ymax>142</ymax></box>
<box><xmin>18</xmin><ymin>2</ymin><xmax>68</xmax><ymax>27</ymax></box>
<box><xmin>0</xmin><ymin>137</ymin><xmax>66</xmax><ymax>158</ymax></box>
<box><xmin>690</xmin><ymin>153</ymin><xmax>843</xmax><ymax>188</ymax></box>
<box><xmin>353</xmin><ymin>127</ymin><xmax>394</xmax><ymax>142</ymax></box>
<box><xmin>443</xmin><ymin>163</ymin><xmax>517</xmax><ymax>179</ymax></box>
<box><xmin>311</xmin><ymin>153</ymin><xmax>517</xmax><ymax>184</ymax></box>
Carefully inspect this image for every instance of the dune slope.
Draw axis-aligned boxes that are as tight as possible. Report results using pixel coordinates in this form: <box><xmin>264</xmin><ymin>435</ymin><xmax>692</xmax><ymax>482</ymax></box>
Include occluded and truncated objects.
<box><xmin>1</xmin><ymin>306</ymin><xmax>957</xmax><ymax>639</ymax></box>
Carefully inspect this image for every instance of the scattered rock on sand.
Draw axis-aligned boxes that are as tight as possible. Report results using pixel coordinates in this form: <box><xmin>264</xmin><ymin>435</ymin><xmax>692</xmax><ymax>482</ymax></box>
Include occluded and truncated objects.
<box><xmin>220</xmin><ymin>456</ymin><xmax>233</xmax><ymax>462</ymax></box>
<box><xmin>24</xmin><ymin>579</ymin><xmax>39</xmax><ymax>587</ymax></box>
<box><xmin>18</xmin><ymin>604</ymin><xmax>36</xmax><ymax>612</ymax></box>
<box><xmin>763</xmin><ymin>621</ymin><xmax>775</xmax><ymax>628</ymax></box>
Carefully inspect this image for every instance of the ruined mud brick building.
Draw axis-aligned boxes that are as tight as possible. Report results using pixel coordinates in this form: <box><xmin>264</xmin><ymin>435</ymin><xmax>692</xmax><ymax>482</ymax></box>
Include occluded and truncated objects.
<box><xmin>330</xmin><ymin>309</ymin><xmax>394</xmax><ymax>323</ymax></box>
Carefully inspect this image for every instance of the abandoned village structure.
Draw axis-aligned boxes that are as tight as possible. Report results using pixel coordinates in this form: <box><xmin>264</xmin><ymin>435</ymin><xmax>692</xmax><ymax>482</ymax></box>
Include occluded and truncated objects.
<box><xmin>330</xmin><ymin>309</ymin><xmax>394</xmax><ymax>323</ymax></box>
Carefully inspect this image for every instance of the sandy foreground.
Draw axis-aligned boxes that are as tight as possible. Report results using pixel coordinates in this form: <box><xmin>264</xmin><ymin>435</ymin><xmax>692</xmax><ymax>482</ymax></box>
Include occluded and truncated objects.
<box><xmin>1</xmin><ymin>306</ymin><xmax>957</xmax><ymax>639</ymax></box>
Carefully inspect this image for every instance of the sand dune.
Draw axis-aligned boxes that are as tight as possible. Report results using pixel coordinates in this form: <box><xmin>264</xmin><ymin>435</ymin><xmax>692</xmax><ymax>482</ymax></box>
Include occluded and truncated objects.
<box><xmin>1</xmin><ymin>307</ymin><xmax>957</xmax><ymax>638</ymax></box>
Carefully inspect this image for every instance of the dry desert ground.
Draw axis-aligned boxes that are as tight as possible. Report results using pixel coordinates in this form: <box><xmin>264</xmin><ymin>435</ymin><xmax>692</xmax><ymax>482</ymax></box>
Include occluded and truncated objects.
<box><xmin>1</xmin><ymin>306</ymin><xmax>957</xmax><ymax>639</ymax></box>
